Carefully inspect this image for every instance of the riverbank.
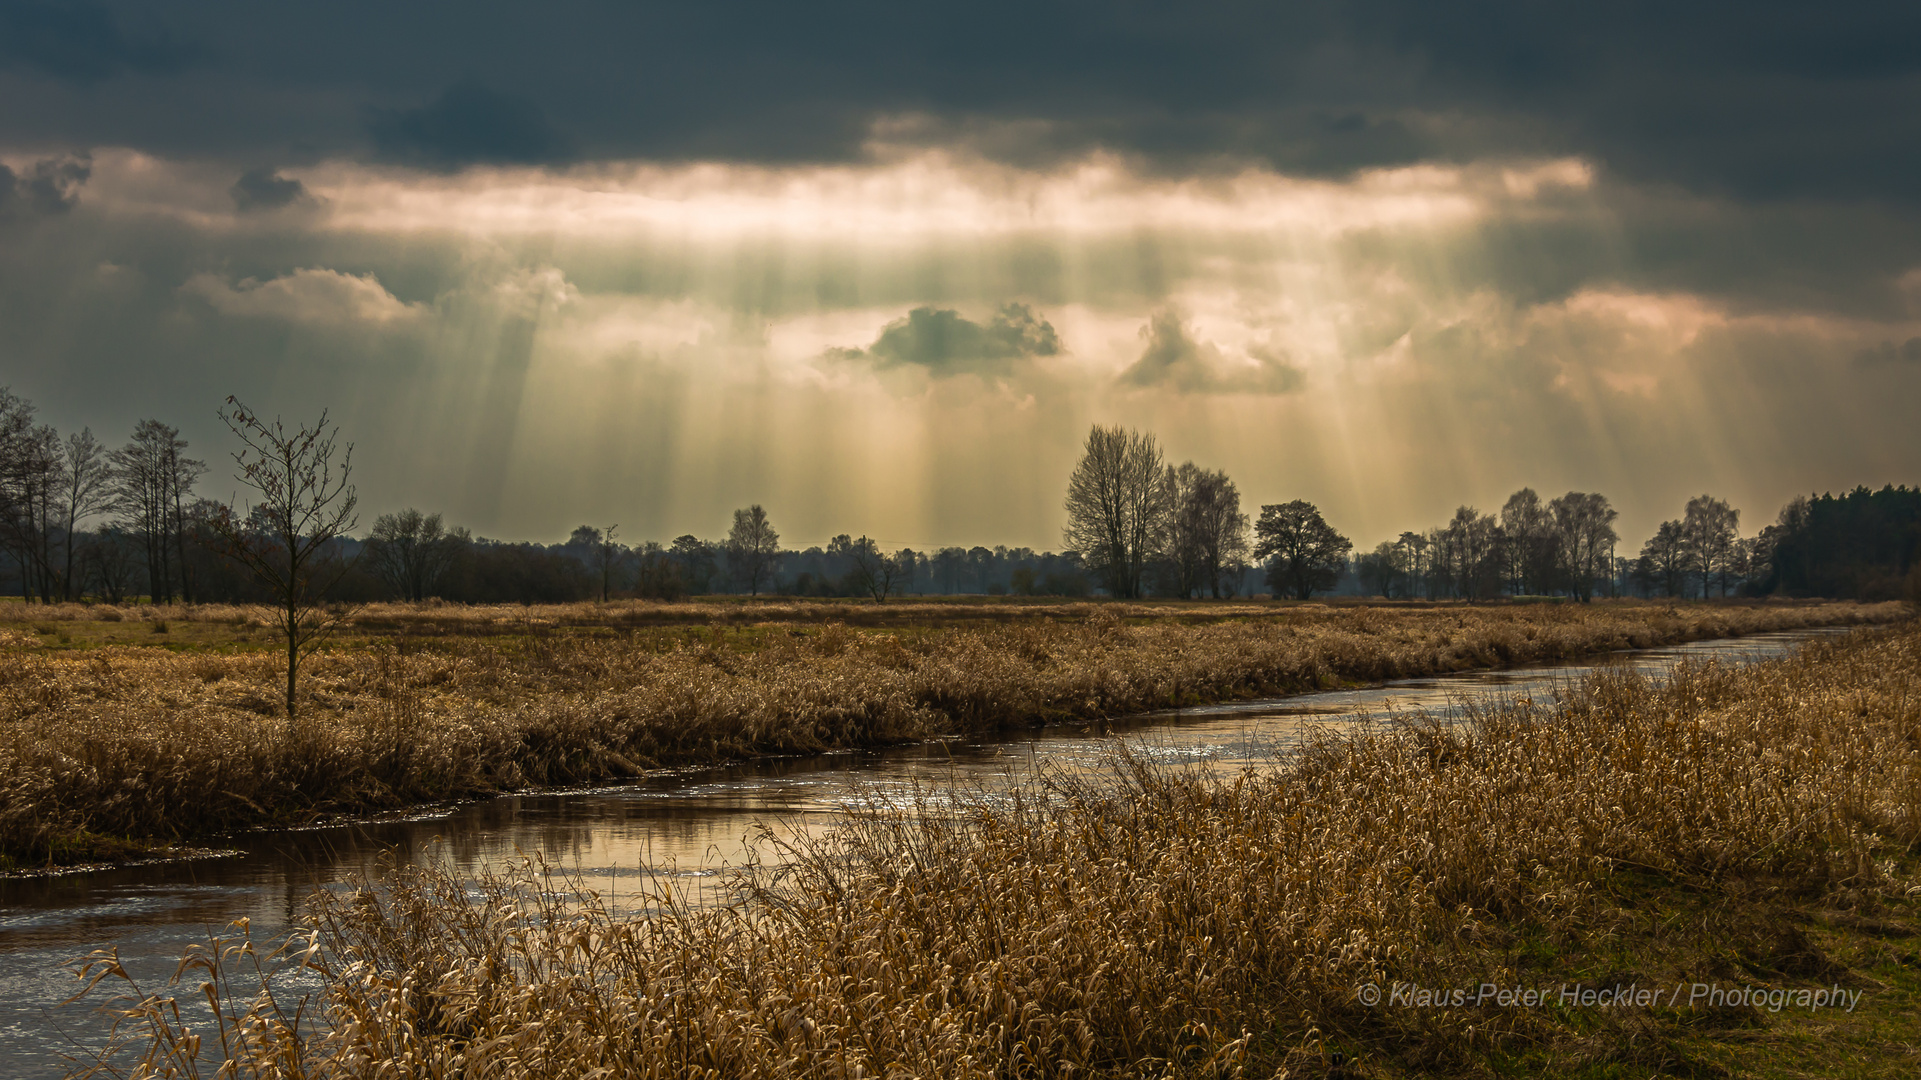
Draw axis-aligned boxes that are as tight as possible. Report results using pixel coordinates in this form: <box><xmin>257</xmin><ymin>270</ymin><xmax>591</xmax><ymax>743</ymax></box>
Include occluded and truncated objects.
<box><xmin>70</xmin><ymin>621</ymin><xmax>1921</xmax><ymax>1077</ymax></box>
<box><xmin>1</xmin><ymin>599</ymin><xmax>1905</xmax><ymax>866</ymax></box>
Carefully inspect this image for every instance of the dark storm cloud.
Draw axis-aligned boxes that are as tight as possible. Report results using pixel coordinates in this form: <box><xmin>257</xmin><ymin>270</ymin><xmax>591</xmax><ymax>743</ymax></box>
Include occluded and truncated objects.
<box><xmin>229</xmin><ymin>167</ymin><xmax>310</xmax><ymax>211</ymax></box>
<box><xmin>366</xmin><ymin>80</ymin><xmax>573</xmax><ymax>170</ymax></box>
<box><xmin>0</xmin><ymin>0</ymin><xmax>202</xmax><ymax>81</ymax></box>
<box><xmin>2</xmin><ymin>1</ymin><xmax>1917</xmax><ymax>204</ymax></box>
<box><xmin>837</xmin><ymin>305</ymin><xmax>1061</xmax><ymax>376</ymax></box>
<box><xmin>0</xmin><ymin>153</ymin><xmax>90</xmax><ymax>215</ymax></box>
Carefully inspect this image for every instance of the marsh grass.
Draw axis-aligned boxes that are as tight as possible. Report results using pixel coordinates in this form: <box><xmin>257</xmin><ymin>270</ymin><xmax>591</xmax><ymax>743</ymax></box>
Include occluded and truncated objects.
<box><xmin>65</xmin><ymin>623</ymin><xmax>1921</xmax><ymax>1077</ymax></box>
<box><xmin>0</xmin><ymin>601</ymin><xmax>1904</xmax><ymax>865</ymax></box>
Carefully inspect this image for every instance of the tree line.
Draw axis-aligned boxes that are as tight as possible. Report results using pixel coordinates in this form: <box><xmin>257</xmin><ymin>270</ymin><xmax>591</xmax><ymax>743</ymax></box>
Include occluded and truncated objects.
<box><xmin>2</xmin><ymin>389</ymin><xmax>1913</xmax><ymax>606</ymax></box>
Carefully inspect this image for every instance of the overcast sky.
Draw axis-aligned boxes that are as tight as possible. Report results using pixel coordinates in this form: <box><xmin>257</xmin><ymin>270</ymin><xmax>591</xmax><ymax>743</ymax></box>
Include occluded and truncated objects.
<box><xmin>3</xmin><ymin>1</ymin><xmax>1917</xmax><ymax>551</ymax></box>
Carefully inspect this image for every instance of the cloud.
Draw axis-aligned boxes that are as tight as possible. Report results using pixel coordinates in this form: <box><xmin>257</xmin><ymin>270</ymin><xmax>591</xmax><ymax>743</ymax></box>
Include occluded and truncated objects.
<box><xmin>181</xmin><ymin>268</ymin><xmax>426</xmax><ymax>327</ymax></box>
<box><xmin>0</xmin><ymin>0</ymin><xmax>201</xmax><ymax>81</ymax></box>
<box><xmin>1118</xmin><ymin>311</ymin><xmax>1306</xmax><ymax>395</ymax></box>
<box><xmin>229</xmin><ymin>167</ymin><xmax>312</xmax><ymax>212</ymax></box>
<box><xmin>840</xmin><ymin>304</ymin><xmax>1061</xmax><ymax>376</ymax></box>
<box><xmin>1856</xmin><ymin>337</ymin><xmax>1921</xmax><ymax>366</ymax></box>
<box><xmin>0</xmin><ymin>1</ymin><xmax>1912</xmax><ymax>213</ymax></box>
<box><xmin>0</xmin><ymin>152</ymin><xmax>90</xmax><ymax>215</ymax></box>
<box><xmin>366</xmin><ymin>80</ymin><xmax>572</xmax><ymax>170</ymax></box>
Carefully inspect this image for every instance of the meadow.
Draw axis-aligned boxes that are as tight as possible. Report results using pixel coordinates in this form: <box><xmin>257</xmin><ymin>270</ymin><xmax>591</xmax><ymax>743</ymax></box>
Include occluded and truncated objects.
<box><xmin>0</xmin><ymin>598</ymin><xmax>1905</xmax><ymax>866</ymax></box>
<box><xmin>68</xmin><ymin>619</ymin><xmax>1921</xmax><ymax>1077</ymax></box>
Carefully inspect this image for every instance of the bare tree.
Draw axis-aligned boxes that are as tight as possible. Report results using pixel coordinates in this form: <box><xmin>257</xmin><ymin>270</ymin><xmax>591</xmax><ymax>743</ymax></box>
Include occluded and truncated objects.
<box><xmin>57</xmin><ymin>428</ymin><xmax>116</xmax><ymax>599</ymax></box>
<box><xmin>1681</xmin><ymin>494</ymin><xmax>1740</xmax><ymax>598</ymax></box>
<box><xmin>1163</xmin><ymin>462</ymin><xmax>1249</xmax><ymax>599</ymax></box>
<box><xmin>1063</xmin><ymin>424</ymin><xmax>1171</xmax><ymax>599</ymax></box>
<box><xmin>365</xmin><ymin>509</ymin><xmax>461</xmax><ymax>600</ymax></box>
<box><xmin>1253</xmin><ymin>500</ymin><xmax>1352</xmax><ymax>600</ymax></box>
<box><xmin>725</xmin><ymin>504</ymin><xmax>780</xmax><ymax>595</ymax></box>
<box><xmin>847</xmin><ymin>535</ymin><xmax>908</xmax><ymax>602</ymax></box>
<box><xmin>1549</xmin><ymin>491</ymin><xmax>1618</xmax><ymax>602</ymax></box>
<box><xmin>110</xmin><ymin>421</ymin><xmax>204</xmax><ymax>604</ymax></box>
<box><xmin>0</xmin><ymin>390</ymin><xmax>61</xmax><ymax>602</ymax></box>
<box><xmin>1499</xmin><ymin>488</ymin><xmax>1556</xmax><ymax>596</ymax></box>
<box><xmin>1442</xmin><ymin>506</ymin><xmax>1501</xmax><ymax>600</ymax></box>
<box><xmin>207</xmin><ymin>398</ymin><xmax>358</xmax><ymax>722</ymax></box>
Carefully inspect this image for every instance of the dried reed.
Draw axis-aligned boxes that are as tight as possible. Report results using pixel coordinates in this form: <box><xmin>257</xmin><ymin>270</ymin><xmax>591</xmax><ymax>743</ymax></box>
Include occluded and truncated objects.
<box><xmin>2</xmin><ymin>601</ymin><xmax>1905</xmax><ymax>863</ymax></box>
<box><xmin>66</xmin><ymin>622</ymin><xmax>1921</xmax><ymax>1077</ymax></box>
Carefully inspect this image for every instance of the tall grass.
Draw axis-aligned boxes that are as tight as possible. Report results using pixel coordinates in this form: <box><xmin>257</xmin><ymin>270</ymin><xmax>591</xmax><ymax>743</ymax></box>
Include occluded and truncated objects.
<box><xmin>1</xmin><ymin>601</ymin><xmax>1904</xmax><ymax>863</ymax></box>
<box><xmin>68</xmin><ymin>622</ymin><xmax>1921</xmax><ymax>1077</ymax></box>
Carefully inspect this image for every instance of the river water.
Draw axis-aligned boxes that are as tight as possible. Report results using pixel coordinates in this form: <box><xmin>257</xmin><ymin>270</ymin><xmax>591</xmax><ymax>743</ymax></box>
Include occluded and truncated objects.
<box><xmin>0</xmin><ymin>628</ymin><xmax>1844</xmax><ymax>1076</ymax></box>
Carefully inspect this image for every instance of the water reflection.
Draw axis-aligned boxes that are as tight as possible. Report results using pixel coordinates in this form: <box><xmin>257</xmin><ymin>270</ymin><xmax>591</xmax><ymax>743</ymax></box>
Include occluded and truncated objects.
<box><xmin>0</xmin><ymin>628</ymin><xmax>1841</xmax><ymax>1076</ymax></box>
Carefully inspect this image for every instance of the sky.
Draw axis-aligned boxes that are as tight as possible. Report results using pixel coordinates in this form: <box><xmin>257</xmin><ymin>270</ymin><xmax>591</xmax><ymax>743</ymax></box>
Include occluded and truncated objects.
<box><xmin>2</xmin><ymin>1</ymin><xmax>1918</xmax><ymax>553</ymax></box>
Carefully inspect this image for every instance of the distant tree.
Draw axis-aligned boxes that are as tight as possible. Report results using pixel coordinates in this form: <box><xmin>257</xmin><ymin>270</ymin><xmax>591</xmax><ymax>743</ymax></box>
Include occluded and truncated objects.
<box><xmin>895</xmin><ymin>547</ymin><xmax>923</xmax><ymax>595</ymax></box>
<box><xmin>725</xmin><ymin>505</ymin><xmax>780</xmax><ymax>595</ymax></box>
<box><xmin>84</xmin><ymin>524</ymin><xmax>142</xmax><ymax>603</ymax></box>
<box><xmin>669</xmin><ymin>535</ymin><xmax>718</xmax><ymax>594</ymax></box>
<box><xmin>1680</xmin><ymin>494</ymin><xmax>1740</xmax><ymax>598</ymax></box>
<box><xmin>364</xmin><ymin>509</ymin><xmax>461</xmax><ymax>600</ymax></box>
<box><xmin>567</xmin><ymin>524</ymin><xmax>626</xmax><ymax>602</ymax></box>
<box><xmin>1357</xmin><ymin>540</ymin><xmax>1401</xmax><ymax>597</ymax></box>
<box><xmin>1253</xmin><ymin>500</ymin><xmax>1352</xmax><ymax>600</ymax></box>
<box><xmin>1637</xmin><ymin>519</ymin><xmax>1688</xmax><ymax>597</ymax></box>
<box><xmin>1549</xmin><ymin>491</ymin><xmax>1618</xmax><ymax>603</ymax></box>
<box><xmin>933</xmin><ymin>547</ymin><xmax>966</xmax><ymax>593</ymax></box>
<box><xmin>633</xmin><ymin>541</ymin><xmax>686</xmax><ymax>600</ymax></box>
<box><xmin>1009</xmin><ymin>565</ymin><xmax>1037</xmax><ymax>595</ymax></box>
<box><xmin>1442</xmin><ymin>506</ymin><xmax>1501</xmax><ymax>600</ymax></box>
<box><xmin>1063</xmin><ymin>424</ymin><xmax>1171</xmax><ymax>599</ymax></box>
<box><xmin>206</xmin><ymin>398</ymin><xmax>358</xmax><ymax>722</ymax></box>
<box><xmin>1756</xmin><ymin>486</ymin><xmax>1921</xmax><ymax>599</ymax></box>
<box><xmin>1396</xmin><ymin>531</ymin><xmax>1430</xmax><ymax>599</ymax></box>
<box><xmin>846</xmin><ymin>535</ymin><xmax>908</xmax><ymax>602</ymax></box>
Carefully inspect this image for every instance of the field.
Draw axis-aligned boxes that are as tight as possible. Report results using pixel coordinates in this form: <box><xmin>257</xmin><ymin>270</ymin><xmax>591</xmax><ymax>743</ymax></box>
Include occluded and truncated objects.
<box><xmin>69</xmin><ymin>619</ymin><xmax>1921</xmax><ymax>1078</ymax></box>
<box><xmin>0</xmin><ymin>597</ymin><xmax>1906</xmax><ymax>867</ymax></box>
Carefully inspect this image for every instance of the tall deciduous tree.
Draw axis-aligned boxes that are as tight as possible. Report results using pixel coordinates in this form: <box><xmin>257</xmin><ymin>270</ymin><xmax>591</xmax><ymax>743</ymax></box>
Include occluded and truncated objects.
<box><xmin>1500</xmin><ymin>487</ymin><xmax>1555</xmax><ymax>596</ymax></box>
<box><xmin>0</xmin><ymin>389</ymin><xmax>62</xmax><ymax>602</ymax></box>
<box><xmin>1549</xmin><ymin>491</ymin><xmax>1619</xmax><ymax>603</ymax></box>
<box><xmin>1253</xmin><ymin>500</ymin><xmax>1352</xmax><ymax>601</ymax></box>
<box><xmin>1164</xmin><ymin>462</ymin><xmax>1249</xmax><ymax>599</ymax></box>
<box><xmin>58</xmin><ymin>428</ymin><xmax>116</xmax><ymax>599</ymax></box>
<box><xmin>1681</xmin><ymin>494</ymin><xmax>1740</xmax><ymax>598</ymax></box>
<box><xmin>725</xmin><ymin>505</ymin><xmax>780</xmax><ymax>595</ymax></box>
<box><xmin>207</xmin><ymin>398</ymin><xmax>357</xmax><ymax>722</ymax></box>
<box><xmin>1063</xmin><ymin>424</ymin><xmax>1170</xmax><ymax>599</ymax></box>
<box><xmin>110</xmin><ymin>420</ymin><xmax>204</xmax><ymax>604</ymax></box>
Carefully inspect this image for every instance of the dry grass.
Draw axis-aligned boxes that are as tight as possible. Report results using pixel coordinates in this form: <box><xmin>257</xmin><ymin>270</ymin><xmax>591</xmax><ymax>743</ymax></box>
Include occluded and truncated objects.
<box><xmin>65</xmin><ymin>621</ymin><xmax>1921</xmax><ymax>1077</ymax></box>
<box><xmin>0</xmin><ymin>601</ymin><xmax>1905</xmax><ymax>865</ymax></box>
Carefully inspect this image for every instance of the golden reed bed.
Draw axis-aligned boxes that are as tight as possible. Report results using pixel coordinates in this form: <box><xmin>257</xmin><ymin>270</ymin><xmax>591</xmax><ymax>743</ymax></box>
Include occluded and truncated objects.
<box><xmin>0</xmin><ymin>600</ymin><xmax>1905</xmax><ymax>864</ymax></box>
<box><xmin>69</xmin><ymin>620</ymin><xmax>1921</xmax><ymax>1077</ymax></box>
